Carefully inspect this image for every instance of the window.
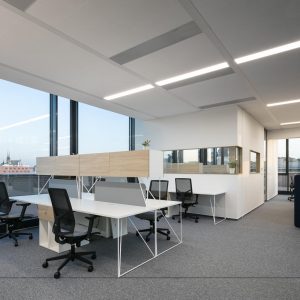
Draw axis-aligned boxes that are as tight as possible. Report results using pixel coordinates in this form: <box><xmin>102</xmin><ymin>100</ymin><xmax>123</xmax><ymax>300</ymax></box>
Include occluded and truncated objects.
<box><xmin>78</xmin><ymin>103</ymin><xmax>129</xmax><ymax>154</ymax></box>
<box><xmin>288</xmin><ymin>138</ymin><xmax>300</xmax><ymax>176</ymax></box>
<box><xmin>58</xmin><ymin>97</ymin><xmax>70</xmax><ymax>155</ymax></box>
<box><xmin>164</xmin><ymin>146</ymin><xmax>242</xmax><ymax>174</ymax></box>
<box><xmin>0</xmin><ymin>80</ymin><xmax>49</xmax><ymax>196</ymax></box>
<box><xmin>0</xmin><ymin>80</ymin><xmax>49</xmax><ymax>171</ymax></box>
<box><xmin>250</xmin><ymin>151</ymin><xmax>260</xmax><ymax>173</ymax></box>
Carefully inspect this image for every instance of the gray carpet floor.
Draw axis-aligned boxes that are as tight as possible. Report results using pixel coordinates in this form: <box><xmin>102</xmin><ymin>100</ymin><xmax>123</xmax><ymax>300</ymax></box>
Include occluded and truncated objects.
<box><xmin>0</xmin><ymin>195</ymin><xmax>299</xmax><ymax>299</ymax></box>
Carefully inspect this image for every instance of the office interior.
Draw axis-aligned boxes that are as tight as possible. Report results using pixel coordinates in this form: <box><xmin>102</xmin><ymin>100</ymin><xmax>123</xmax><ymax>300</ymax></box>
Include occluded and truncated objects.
<box><xmin>0</xmin><ymin>0</ymin><xmax>299</xmax><ymax>299</ymax></box>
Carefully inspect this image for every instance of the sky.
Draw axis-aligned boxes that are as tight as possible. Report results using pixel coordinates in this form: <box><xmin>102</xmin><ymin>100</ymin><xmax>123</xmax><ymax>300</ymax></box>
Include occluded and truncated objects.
<box><xmin>0</xmin><ymin>79</ymin><xmax>129</xmax><ymax>167</ymax></box>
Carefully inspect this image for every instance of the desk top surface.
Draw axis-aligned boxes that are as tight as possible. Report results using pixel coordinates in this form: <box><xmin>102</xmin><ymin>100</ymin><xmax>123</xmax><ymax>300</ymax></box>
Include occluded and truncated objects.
<box><xmin>11</xmin><ymin>194</ymin><xmax>181</xmax><ymax>219</ymax></box>
<box><xmin>169</xmin><ymin>190</ymin><xmax>225</xmax><ymax>196</ymax></box>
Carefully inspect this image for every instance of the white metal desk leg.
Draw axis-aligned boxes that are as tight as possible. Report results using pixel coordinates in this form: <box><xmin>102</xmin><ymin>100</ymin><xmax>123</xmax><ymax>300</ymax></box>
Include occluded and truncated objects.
<box><xmin>180</xmin><ymin>204</ymin><xmax>183</xmax><ymax>242</ymax></box>
<box><xmin>209</xmin><ymin>197</ymin><xmax>216</xmax><ymax>224</ymax></box>
<box><xmin>154</xmin><ymin>210</ymin><xmax>157</xmax><ymax>257</ymax></box>
<box><xmin>117</xmin><ymin>218</ymin><xmax>120</xmax><ymax>277</ymax></box>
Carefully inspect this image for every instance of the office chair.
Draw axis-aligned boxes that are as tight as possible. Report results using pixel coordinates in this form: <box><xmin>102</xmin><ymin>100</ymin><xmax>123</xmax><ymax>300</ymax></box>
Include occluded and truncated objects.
<box><xmin>288</xmin><ymin>175</ymin><xmax>295</xmax><ymax>201</ymax></box>
<box><xmin>136</xmin><ymin>180</ymin><xmax>170</xmax><ymax>242</ymax></box>
<box><xmin>42</xmin><ymin>188</ymin><xmax>97</xmax><ymax>279</ymax></box>
<box><xmin>172</xmin><ymin>178</ymin><xmax>199</xmax><ymax>223</ymax></box>
<box><xmin>0</xmin><ymin>182</ymin><xmax>33</xmax><ymax>247</ymax></box>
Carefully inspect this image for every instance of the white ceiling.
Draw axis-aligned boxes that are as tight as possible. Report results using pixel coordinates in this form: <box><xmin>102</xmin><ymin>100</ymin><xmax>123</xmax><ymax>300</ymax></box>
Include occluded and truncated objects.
<box><xmin>0</xmin><ymin>0</ymin><xmax>300</xmax><ymax>130</ymax></box>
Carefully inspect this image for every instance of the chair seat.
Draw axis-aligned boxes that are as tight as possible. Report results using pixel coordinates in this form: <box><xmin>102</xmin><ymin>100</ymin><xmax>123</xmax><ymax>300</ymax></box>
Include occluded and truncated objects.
<box><xmin>0</xmin><ymin>214</ymin><xmax>21</xmax><ymax>221</ymax></box>
<box><xmin>182</xmin><ymin>199</ymin><xmax>196</xmax><ymax>206</ymax></box>
<box><xmin>136</xmin><ymin>212</ymin><xmax>155</xmax><ymax>221</ymax></box>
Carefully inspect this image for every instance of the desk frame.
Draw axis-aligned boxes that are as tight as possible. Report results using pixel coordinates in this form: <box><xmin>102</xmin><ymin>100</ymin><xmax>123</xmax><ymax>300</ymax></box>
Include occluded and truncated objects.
<box><xmin>197</xmin><ymin>192</ymin><xmax>226</xmax><ymax>225</ymax></box>
<box><xmin>117</xmin><ymin>204</ymin><xmax>182</xmax><ymax>277</ymax></box>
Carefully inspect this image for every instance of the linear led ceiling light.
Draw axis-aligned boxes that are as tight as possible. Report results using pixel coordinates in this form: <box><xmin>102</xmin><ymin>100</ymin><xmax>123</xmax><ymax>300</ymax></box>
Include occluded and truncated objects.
<box><xmin>104</xmin><ymin>84</ymin><xmax>154</xmax><ymax>100</ymax></box>
<box><xmin>155</xmin><ymin>62</ymin><xmax>229</xmax><ymax>86</ymax></box>
<box><xmin>280</xmin><ymin>121</ymin><xmax>300</xmax><ymax>126</ymax></box>
<box><xmin>267</xmin><ymin>98</ymin><xmax>300</xmax><ymax>107</ymax></box>
<box><xmin>235</xmin><ymin>40</ymin><xmax>300</xmax><ymax>64</ymax></box>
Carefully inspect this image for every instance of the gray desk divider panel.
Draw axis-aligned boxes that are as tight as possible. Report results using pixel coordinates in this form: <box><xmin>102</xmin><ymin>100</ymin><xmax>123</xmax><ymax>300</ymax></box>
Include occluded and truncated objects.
<box><xmin>95</xmin><ymin>182</ymin><xmax>146</xmax><ymax>207</ymax></box>
<box><xmin>49</xmin><ymin>179</ymin><xmax>78</xmax><ymax>198</ymax></box>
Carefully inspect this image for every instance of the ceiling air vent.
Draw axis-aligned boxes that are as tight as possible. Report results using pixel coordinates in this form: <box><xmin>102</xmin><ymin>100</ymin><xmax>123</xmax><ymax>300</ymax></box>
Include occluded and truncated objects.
<box><xmin>3</xmin><ymin>0</ymin><xmax>36</xmax><ymax>11</ymax></box>
<box><xmin>199</xmin><ymin>97</ymin><xmax>256</xmax><ymax>109</ymax></box>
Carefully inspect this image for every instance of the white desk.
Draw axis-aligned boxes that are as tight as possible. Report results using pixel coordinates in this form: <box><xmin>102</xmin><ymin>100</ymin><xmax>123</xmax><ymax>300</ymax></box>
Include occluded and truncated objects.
<box><xmin>194</xmin><ymin>190</ymin><xmax>226</xmax><ymax>225</ymax></box>
<box><xmin>12</xmin><ymin>194</ymin><xmax>182</xmax><ymax>277</ymax></box>
<box><xmin>169</xmin><ymin>189</ymin><xmax>226</xmax><ymax>225</ymax></box>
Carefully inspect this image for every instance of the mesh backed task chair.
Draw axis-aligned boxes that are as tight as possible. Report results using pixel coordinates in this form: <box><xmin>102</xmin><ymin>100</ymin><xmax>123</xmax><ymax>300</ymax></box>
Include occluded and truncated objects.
<box><xmin>0</xmin><ymin>182</ymin><xmax>33</xmax><ymax>246</ymax></box>
<box><xmin>136</xmin><ymin>180</ymin><xmax>170</xmax><ymax>242</ymax></box>
<box><xmin>172</xmin><ymin>178</ymin><xmax>199</xmax><ymax>223</ymax></box>
<box><xmin>42</xmin><ymin>188</ymin><xmax>97</xmax><ymax>279</ymax></box>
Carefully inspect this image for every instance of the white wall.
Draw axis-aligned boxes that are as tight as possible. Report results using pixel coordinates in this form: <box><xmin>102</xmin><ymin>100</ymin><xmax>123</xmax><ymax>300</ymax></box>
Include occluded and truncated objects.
<box><xmin>136</xmin><ymin>106</ymin><xmax>265</xmax><ymax>219</ymax></box>
<box><xmin>237</xmin><ymin>108</ymin><xmax>265</xmax><ymax>216</ymax></box>
<box><xmin>136</xmin><ymin>106</ymin><xmax>238</xmax><ymax>150</ymax></box>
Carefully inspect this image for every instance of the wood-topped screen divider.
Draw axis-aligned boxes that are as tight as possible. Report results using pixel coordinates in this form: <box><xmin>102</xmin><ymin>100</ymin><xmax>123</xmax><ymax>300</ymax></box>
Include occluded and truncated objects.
<box><xmin>36</xmin><ymin>155</ymin><xmax>80</xmax><ymax>176</ymax></box>
<box><xmin>36</xmin><ymin>150</ymin><xmax>150</xmax><ymax>177</ymax></box>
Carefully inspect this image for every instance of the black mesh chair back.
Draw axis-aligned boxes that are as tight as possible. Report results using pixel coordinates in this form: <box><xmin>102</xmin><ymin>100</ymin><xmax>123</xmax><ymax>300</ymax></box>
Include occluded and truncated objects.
<box><xmin>149</xmin><ymin>180</ymin><xmax>168</xmax><ymax>200</ymax></box>
<box><xmin>48</xmin><ymin>188</ymin><xmax>75</xmax><ymax>233</ymax></box>
<box><xmin>0</xmin><ymin>182</ymin><xmax>12</xmax><ymax>214</ymax></box>
<box><xmin>175</xmin><ymin>178</ymin><xmax>193</xmax><ymax>200</ymax></box>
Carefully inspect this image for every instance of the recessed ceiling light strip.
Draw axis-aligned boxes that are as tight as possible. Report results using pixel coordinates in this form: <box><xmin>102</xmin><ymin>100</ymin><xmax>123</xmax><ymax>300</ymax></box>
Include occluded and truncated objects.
<box><xmin>235</xmin><ymin>40</ymin><xmax>300</xmax><ymax>64</ymax></box>
<box><xmin>104</xmin><ymin>84</ymin><xmax>154</xmax><ymax>100</ymax></box>
<box><xmin>155</xmin><ymin>62</ymin><xmax>229</xmax><ymax>86</ymax></box>
<box><xmin>267</xmin><ymin>99</ymin><xmax>300</xmax><ymax>107</ymax></box>
<box><xmin>280</xmin><ymin>121</ymin><xmax>300</xmax><ymax>126</ymax></box>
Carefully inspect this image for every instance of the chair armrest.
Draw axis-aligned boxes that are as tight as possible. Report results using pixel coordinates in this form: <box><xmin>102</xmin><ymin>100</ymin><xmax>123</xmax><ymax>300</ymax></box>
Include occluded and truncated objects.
<box><xmin>85</xmin><ymin>215</ymin><xmax>98</xmax><ymax>238</ymax></box>
<box><xmin>16</xmin><ymin>202</ymin><xmax>31</xmax><ymax>219</ymax></box>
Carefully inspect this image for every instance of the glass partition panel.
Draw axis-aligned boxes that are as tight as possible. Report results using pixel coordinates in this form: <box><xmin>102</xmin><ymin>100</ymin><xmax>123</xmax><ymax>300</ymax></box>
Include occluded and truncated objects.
<box><xmin>164</xmin><ymin>146</ymin><xmax>242</xmax><ymax>174</ymax></box>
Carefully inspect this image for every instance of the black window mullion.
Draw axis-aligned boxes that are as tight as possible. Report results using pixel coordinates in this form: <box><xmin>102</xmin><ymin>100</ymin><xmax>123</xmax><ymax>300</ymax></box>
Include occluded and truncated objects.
<box><xmin>50</xmin><ymin>94</ymin><xmax>58</xmax><ymax>156</ymax></box>
<box><xmin>70</xmin><ymin>100</ymin><xmax>78</xmax><ymax>155</ymax></box>
<box><xmin>129</xmin><ymin>117</ymin><xmax>135</xmax><ymax>151</ymax></box>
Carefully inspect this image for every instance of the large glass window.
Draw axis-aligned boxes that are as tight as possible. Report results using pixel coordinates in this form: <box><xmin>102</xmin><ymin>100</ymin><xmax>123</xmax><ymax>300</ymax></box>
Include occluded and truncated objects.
<box><xmin>58</xmin><ymin>97</ymin><xmax>70</xmax><ymax>155</ymax></box>
<box><xmin>0</xmin><ymin>80</ymin><xmax>49</xmax><ymax>195</ymax></box>
<box><xmin>288</xmin><ymin>138</ymin><xmax>300</xmax><ymax>176</ymax></box>
<box><xmin>277</xmin><ymin>138</ymin><xmax>300</xmax><ymax>193</ymax></box>
<box><xmin>79</xmin><ymin>103</ymin><xmax>129</xmax><ymax>154</ymax></box>
<box><xmin>0</xmin><ymin>80</ymin><xmax>49</xmax><ymax>171</ymax></box>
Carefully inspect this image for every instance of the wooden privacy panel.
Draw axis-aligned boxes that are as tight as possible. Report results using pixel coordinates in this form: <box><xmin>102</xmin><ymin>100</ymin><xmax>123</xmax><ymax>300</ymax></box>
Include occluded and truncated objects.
<box><xmin>36</xmin><ymin>150</ymin><xmax>155</xmax><ymax>177</ymax></box>
<box><xmin>36</xmin><ymin>155</ymin><xmax>79</xmax><ymax>176</ymax></box>
<box><xmin>109</xmin><ymin>150</ymin><xmax>149</xmax><ymax>177</ymax></box>
<box><xmin>79</xmin><ymin>153</ymin><xmax>110</xmax><ymax>176</ymax></box>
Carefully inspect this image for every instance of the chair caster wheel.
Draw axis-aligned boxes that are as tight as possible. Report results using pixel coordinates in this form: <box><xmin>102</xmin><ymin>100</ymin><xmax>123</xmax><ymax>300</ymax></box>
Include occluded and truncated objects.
<box><xmin>167</xmin><ymin>230</ymin><xmax>170</xmax><ymax>234</ymax></box>
<box><xmin>54</xmin><ymin>272</ymin><xmax>60</xmax><ymax>279</ymax></box>
<box><xmin>88</xmin><ymin>266</ymin><xmax>94</xmax><ymax>272</ymax></box>
<box><xmin>195</xmin><ymin>219</ymin><xmax>199</xmax><ymax>223</ymax></box>
<box><xmin>145</xmin><ymin>237</ymin><xmax>150</xmax><ymax>242</ymax></box>
<box><xmin>42</xmin><ymin>262</ymin><xmax>48</xmax><ymax>268</ymax></box>
<box><xmin>178</xmin><ymin>220</ymin><xmax>181</xmax><ymax>223</ymax></box>
<box><xmin>167</xmin><ymin>236</ymin><xmax>170</xmax><ymax>240</ymax></box>
<box><xmin>29</xmin><ymin>235</ymin><xmax>33</xmax><ymax>240</ymax></box>
<box><xmin>172</xmin><ymin>216</ymin><xmax>175</xmax><ymax>220</ymax></box>
<box><xmin>91</xmin><ymin>254</ymin><xmax>96</xmax><ymax>260</ymax></box>
<box><xmin>14</xmin><ymin>243</ymin><xmax>18</xmax><ymax>247</ymax></box>
<box><xmin>136</xmin><ymin>232</ymin><xmax>139</xmax><ymax>237</ymax></box>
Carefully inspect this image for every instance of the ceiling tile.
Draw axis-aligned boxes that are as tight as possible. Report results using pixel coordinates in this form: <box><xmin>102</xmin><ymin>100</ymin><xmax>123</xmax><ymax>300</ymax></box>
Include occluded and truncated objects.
<box><xmin>192</xmin><ymin>0</ymin><xmax>300</xmax><ymax>58</ymax></box>
<box><xmin>0</xmin><ymin>5</ymin><xmax>146</xmax><ymax>97</ymax></box>
<box><xmin>113</xmin><ymin>88</ymin><xmax>196</xmax><ymax>118</ymax></box>
<box><xmin>125</xmin><ymin>34</ymin><xmax>224</xmax><ymax>82</ymax></box>
<box><xmin>169</xmin><ymin>73</ymin><xmax>253</xmax><ymax>107</ymax></box>
<box><xmin>27</xmin><ymin>0</ymin><xmax>192</xmax><ymax>56</ymax></box>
